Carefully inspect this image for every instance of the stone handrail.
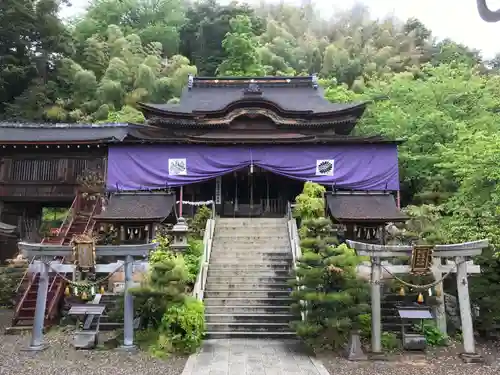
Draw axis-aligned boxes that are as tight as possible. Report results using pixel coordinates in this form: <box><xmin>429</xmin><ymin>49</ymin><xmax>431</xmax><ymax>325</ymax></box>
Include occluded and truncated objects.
<box><xmin>286</xmin><ymin>202</ymin><xmax>305</xmax><ymax>321</ymax></box>
<box><xmin>193</xmin><ymin>218</ymin><xmax>215</xmax><ymax>300</ymax></box>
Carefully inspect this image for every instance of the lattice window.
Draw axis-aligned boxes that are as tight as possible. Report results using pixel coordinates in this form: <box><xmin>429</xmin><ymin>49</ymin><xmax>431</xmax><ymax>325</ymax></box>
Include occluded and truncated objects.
<box><xmin>10</xmin><ymin>159</ymin><xmax>59</xmax><ymax>181</ymax></box>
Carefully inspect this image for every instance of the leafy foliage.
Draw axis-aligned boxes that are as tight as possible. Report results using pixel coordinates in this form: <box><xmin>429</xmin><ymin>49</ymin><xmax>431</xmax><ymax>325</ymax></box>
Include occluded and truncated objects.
<box><xmin>159</xmin><ymin>297</ymin><xmax>205</xmax><ymax>354</ymax></box>
<box><xmin>218</xmin><ymin>15</ymin><xmax>265</xmax><ymax>76</ymax></box>
<box><xmin>130</xmin><ymin>249</ymin><xmax>188</xmax><ymax>329</ymax></box>
<box><xmin>414</xmin><ymin>321</ymin><xmax>448</xmax><ymax>346</ymax></box>
<box><xmin>291</xmin><ymin>183</ymin><xmax>369</xmax><ymax>350</ymax></box>
<box><xmin>293</xmin><ymin>181</ymin><xmax>326</xmax><ymax>221</ymax></box>
<box><xmin>189</xmin><ymin>205</ymin><xmax>212</xmax><ymax>239</ymax></box>
<box><xmin>129</xmin><ymin>240</ymin><xmax>205</xmax><ymax>356</ymax></box>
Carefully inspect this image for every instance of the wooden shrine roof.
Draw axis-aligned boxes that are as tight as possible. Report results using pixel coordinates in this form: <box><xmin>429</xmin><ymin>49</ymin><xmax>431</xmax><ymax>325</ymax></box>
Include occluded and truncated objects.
<box><xmin>138</xmin><ymin>76</ymin><xmax>367</xmax><ymax>118</ymax></box>
<box><xmin>326</xmin><ymin>191</ymin><xmax>408</xmax><ymax>223</ymax></box>
<box><xmin>94</xmin><ymin>191</ymin><xmax>175</xmax><ymax>222</ymax></box>
<box><xmin>0</xmin><ymin>121</ymin><xmax>402</xmax><ymax>145</ymax></box>
<box><xmin>0</xmin><ymin>122</ymin><xmax>131</xmax><ymax>144</ymax></box>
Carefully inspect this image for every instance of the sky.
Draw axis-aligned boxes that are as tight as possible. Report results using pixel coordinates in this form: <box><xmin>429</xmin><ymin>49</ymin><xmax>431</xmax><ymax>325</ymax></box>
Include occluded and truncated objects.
<box><xmin>61</xmin><ymin>0</ymin><xmax>500</xmax><ymax>58</ymax></box>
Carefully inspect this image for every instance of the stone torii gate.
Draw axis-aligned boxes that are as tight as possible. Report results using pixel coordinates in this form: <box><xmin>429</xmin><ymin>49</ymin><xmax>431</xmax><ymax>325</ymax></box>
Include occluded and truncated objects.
<box><xmin>346</xmin><ymin>239</ymin><xmax>488</xmax><ymax>363</ymax></box>
<box><xmin>18</xmin><ymin>241</ymin><xmax>157</xmax><ymax>352</ymax></box>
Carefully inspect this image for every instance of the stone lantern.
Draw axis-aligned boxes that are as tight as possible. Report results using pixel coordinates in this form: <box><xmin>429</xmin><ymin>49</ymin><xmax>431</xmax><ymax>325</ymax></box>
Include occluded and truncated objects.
<box><xmin>170</xmin><ymin>217</ymin><xmax>189</xmax><ymax>252</ymax></box>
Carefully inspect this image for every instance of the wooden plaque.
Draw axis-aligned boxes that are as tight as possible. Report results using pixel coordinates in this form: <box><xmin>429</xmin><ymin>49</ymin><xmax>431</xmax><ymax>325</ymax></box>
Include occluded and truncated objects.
<box><xmin>410</xmin><ymin>245</ymin><xmax>434</xmax><ymax>274</ymax></box>
<box><xmin>73</xmin><ymin>241</ymin><xmax>96</xmax><ymax>272</ymax></box>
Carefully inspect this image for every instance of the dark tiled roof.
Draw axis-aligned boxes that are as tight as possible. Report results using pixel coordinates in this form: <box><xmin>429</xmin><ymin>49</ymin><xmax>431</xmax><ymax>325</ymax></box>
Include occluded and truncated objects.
<box><xmin>0</xmin><ymin>122</ymin><xmax>132</xmax><ymax>143</ymax></box>
<box><xmin>0</xmin><ymin>222</ymin><xmax>17</xmax><ymax>236</ymax></box>
<box><xmin>95</xmin><ymin>192</ymin><xmax>175</xmax><ymax>221</ymax></box>
<box><xmin>139</xmin><ymin>76</ymin><xmax>366</xmax><ymax>115</ymax></box>
<box><xmin>326</xmin><ymin>192</ymin><xmax>408</xmax><ymax>222</ymax></box>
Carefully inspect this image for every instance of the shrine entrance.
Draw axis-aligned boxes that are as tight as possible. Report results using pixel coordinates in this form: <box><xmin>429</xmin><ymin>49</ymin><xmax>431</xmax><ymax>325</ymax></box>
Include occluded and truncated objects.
<box><xmin>219</xmin><ymin>166</ymin><xmax>303</xmax><ymax>217</ymax></box>
<box><xmin>347</xmin><ymin>239</ymin><xmax>488</xmax><ymax>363</ymax></box>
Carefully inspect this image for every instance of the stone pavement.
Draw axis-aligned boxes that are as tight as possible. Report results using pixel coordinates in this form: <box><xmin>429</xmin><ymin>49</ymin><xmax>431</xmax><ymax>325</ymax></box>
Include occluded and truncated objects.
<box><xmin>181</xmin><ymin>339</ymin><xmax>330</xmax><ymax>375</ymax></box>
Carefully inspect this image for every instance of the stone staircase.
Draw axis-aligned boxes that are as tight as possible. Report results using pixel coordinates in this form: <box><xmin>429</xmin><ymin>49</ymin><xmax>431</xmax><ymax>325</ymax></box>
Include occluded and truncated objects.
<box><xmin>204</xmin><ymin>217</ymin><xmax>297</xmax><ymax>338</ymax></box>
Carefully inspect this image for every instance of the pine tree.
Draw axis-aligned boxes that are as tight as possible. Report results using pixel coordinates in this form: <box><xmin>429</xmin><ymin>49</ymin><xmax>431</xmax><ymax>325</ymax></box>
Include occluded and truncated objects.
<box><xmin>131</xmin><ymin>251</ymin><xmax>188</xmax><ymax>328</ymax></box>
<box><xmin>290</xmin><ymin>183</ymin><xmax>370</xmax><ymax>350</ymax></box>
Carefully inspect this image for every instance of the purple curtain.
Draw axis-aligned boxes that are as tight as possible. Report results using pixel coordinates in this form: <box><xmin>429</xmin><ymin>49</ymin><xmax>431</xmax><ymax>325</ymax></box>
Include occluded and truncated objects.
<box><xmin>106</xmin><ymin>144</ymin><xmax>400</xmax><ymax>191</ymax></box>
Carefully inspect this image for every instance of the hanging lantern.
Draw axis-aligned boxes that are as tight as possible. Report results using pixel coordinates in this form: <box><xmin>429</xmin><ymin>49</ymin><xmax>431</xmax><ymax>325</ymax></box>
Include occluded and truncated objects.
<box><xmin>399</xmin><ymin>286</ymin><xmax>406</xmax><ymax>296</ymax></box>
<box><xmin>65</xmin><ymin>286</ymin><xmax>70</xmax><ymax>296</ymax></box>
<box><xmin>99</xmin><ymin>285</ymin><xmax>105</xmax><ymax>294</ymax></box>
<box><xmin>435</xmin><ymin>286</ymin><xmax>442</xmax><ymax>297</ymax></box>
<box><xmin>417</xmin><ymin>292</ymin><xmax>424</xmax><ymax>303</ymax></box>
<box><xmin>73</xmin><ymin>286</ymin><xmax>79</xmax><ymax>296</ymax></box>
<box><xmin>81</xmin><ymin>291</ymin><xmax>88</xmax><ymax>300</ymax></box>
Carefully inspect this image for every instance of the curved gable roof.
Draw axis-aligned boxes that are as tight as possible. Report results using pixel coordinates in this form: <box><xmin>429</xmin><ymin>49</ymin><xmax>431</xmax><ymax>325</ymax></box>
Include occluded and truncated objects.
<box><xmin>139</xmin><ymin>76</ymin><xmax>366</xmax><ymax>117</ymax></box>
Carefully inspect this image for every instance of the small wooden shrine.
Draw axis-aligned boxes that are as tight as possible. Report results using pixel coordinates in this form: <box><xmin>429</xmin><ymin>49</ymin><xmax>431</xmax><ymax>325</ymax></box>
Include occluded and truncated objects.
<box><xmin>94</xmin><ymin>191</ymin><xmax>175</xmax><ymax>245</ymax></box>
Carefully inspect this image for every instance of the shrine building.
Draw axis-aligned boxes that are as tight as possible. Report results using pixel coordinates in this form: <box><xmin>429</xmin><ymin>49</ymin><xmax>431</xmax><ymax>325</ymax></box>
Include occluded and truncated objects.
<box><xmin>0</xmin><ymin>75</ymin><xmax>406</xmax><ymax>259</ymax></box>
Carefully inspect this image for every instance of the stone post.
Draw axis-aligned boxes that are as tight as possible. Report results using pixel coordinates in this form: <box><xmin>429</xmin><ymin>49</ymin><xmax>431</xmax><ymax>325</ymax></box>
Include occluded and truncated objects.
<box><xmin>119</xmin><ymin>254</ymin><xmax>136</xmax><ymax>351</ymax></box>
<box><xmin>24</xmin><ymin>259</ymin><xmax>49</xmax><ymax>351</ymax></box>
<box><xmin>371</xmin><ymin>257</ymin><xmax>382</xmax><ymax>354</ymax></box>
<box><xmin>432</xmin><ymin>256</ymin><xmax>447</xmax><ymax>335</ymax></box>
<box><xmin>455</xmin><ymin>256</ymin><xmax>482</xmax><ymax>362</ymax></box>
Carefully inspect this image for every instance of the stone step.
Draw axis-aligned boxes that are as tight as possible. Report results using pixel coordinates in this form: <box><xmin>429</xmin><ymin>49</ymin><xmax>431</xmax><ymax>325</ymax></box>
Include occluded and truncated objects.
<box><xmin>205</xmin><ymin>305</ymin><xmax>293</xmax><ymax>314</ymax></box>
<box><xmin>210</xmin><ymin>252</ymin><xmax>292</xmax><ymax>261</ymax></box>
<box><xmin>207</xmin><ymin>275</ymin><xmax>291</xmax><ymax>284</ymax></box>
<box><xmin>207</xmin><ymin>269</ymin><xmax>291</xmax><ymax>277</ymax></box>
<box><xmin>205</xmin><ymin>313</ymin><xmax>295</xmax><ymax>324</ymax></box>
<box><xmin>215</xmin><ymin>230</ymin><xmax>289</xmax><ymax>237</ymax></box>
<box><xmin>211</xmin><ymin>245</ymin><xmax>291</xmax><ymax>252</ymax></box>
<box><xmin>205</xmin><ymin>283</ymin><xmax>291</xmax><ymax>291</ymax></box>
<box><xmin>212</xmin><ymin>240</ymin><xmax>289</xmax><ymax>247</ymax></box>
<box><xmin>215</xmin><ymin>235</ymin><xmax>288</xmax><ymax>240</ymax></box>
<box><xmin>209</xmin><ymin>263</ymin><xmax>291</xmax><ymax>271</ymax></box>
<box><xmin>204</xmin><ymin>297</ymin><xmax>293</xmax><ymax>307</ymax></box>
<box><xmin>216</xmin><ymin>218</ymin><xmax>286</xmax><ymax>224</ymax></box>
<box><xmin>204</xmin><ymin>290</ymin><xmax>291</xmax><ymax>299</ymax></box>
<box><xmin>206</xmin><ymin>322</ymin><xmax>292</xmax><ymax>332</ymax></box>
<box><xmin>205</xmin><ymin>331</ymin><xmax>296</xmax><ymax>339</ymax></box>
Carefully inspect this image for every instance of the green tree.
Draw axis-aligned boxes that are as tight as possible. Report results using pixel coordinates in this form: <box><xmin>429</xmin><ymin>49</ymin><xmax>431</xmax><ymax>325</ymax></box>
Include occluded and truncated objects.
<box><xmin>72</xmin><ymin>0</ymin><xmax>185</xmax><ymax>58</ymax></box>
<box><xmin>0</xmin><ymin>0</ymin><xmax>72</xmax><ymax>117</ymax></box>
<box><xmin>180</xmin><ymin>0</ymin><xmax>264</xmax><ymax>76</ymax></box>
<box><xmin>291</xmin><ymin>183</ymin><xmax>369</xmax><ymax>349</ymax></box>
<box><xmin>217</xmin><ymin>15</ymin><xmax>265</xmax><ymax>77</ymax></box>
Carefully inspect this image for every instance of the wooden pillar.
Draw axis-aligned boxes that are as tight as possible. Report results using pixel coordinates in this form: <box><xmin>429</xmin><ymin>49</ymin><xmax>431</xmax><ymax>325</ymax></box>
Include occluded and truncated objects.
<box><xmin>120</xmin><ymin>225</ymin><xmax>125</xmax><ymax>243</ymax></box>
<box><xmin>371</xmin><ymin>256</ymin><xmax>382</xmax><ymax>353</ymax></box>
<box><xmin>432</xmin><ymin>256</ymin><xmax>447</xmax><ymax>335</ymax></box>
<box><xmin>266</xmin><ymin>173</ymin><xmax>270</xmax><ymax>212</ymax></box>
<box><xmin>455</xmin><ymin>255</ymin><xmax>479</xmax><ymax>359</ymax></box>
<box><xmin>179</xmin><ymin>186</ymin><xmax>183</xmax><ymax>217</ymax></box>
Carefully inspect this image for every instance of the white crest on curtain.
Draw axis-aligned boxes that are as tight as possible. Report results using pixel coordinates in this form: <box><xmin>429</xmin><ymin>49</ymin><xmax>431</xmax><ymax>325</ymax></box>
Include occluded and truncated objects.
<box><xmin>168</xmin><ymin>158</ymin><xmax>187</xmax><ymax>175</ymax></box>
<box><xmin>316</xmin><ymin>159</ymin><xmax>334</xmax><ymax>176</ymax></box>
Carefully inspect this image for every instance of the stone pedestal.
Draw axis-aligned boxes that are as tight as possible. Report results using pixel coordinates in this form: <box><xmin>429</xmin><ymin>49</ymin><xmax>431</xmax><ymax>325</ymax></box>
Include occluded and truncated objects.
<box><xmin>345</xmin><ymin>330</ymin><xmax>367</xmax><ymax>361</ymax></box>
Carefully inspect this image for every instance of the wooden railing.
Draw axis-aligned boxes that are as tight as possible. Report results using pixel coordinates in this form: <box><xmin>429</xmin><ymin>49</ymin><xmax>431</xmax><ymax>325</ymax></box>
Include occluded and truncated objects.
<box><xmin>84</xmin><ymin>195</ymin><xmax>102</xmax><ymax>234</ymax></box>
<box><xmin>41</xmin><ymin>195</ymin><xmax>78</xmax><ymax>245</ymax></box>
<box><xmin>14</xmin><ymin>195</ymin><xmax>79</xmax><ymax>325</ymax></box>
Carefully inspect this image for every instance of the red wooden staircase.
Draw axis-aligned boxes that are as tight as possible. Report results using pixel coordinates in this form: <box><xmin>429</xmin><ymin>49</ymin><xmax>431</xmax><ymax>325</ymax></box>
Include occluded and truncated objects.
<box><xmin>7</xmin><ymin>193</ymin><xmax>102</xmax><ymax>333</ymax></box>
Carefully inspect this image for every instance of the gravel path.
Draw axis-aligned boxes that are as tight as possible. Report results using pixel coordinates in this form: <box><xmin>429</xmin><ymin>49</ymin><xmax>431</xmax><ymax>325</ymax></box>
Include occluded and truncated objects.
<box><xmin>0</xmin><ymin>309</ymin><xmax>187</xmax><ymax>375</ymax></box>
<box><xmin>319</xmin><ymin>341</ymin><xmax>500</xmax><ymax>375</ymax></box>
<box><xmin>2</xmin><ymin>308</ymin><xmax>500</xmax><ymax>375</ymax></box>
